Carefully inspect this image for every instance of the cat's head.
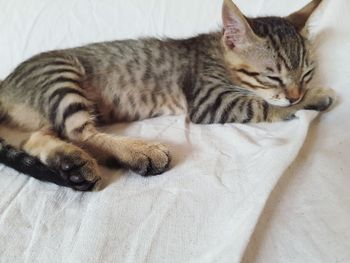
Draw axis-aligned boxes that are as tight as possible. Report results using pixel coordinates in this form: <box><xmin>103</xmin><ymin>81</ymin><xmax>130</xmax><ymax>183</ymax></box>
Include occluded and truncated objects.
<box><xmin>222</xmin><ymin>0</ymin><xmax>322</xmax><ymax>107</ymax></box>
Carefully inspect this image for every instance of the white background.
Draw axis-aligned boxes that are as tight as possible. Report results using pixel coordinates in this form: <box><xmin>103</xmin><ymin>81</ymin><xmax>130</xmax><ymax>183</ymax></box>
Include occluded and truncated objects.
<box><xmin>0</xmin><ymin>0</ymin><xmax>349</xmax><ymax>262</ymax></box>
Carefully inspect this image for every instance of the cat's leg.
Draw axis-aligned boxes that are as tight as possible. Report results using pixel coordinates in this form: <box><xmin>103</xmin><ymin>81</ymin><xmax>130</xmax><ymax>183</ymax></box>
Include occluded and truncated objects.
<box><xmin>67</xmin><ymin>126</ymin><xmax>171</xmax><ymax>176</ymax></box>
<box><xmin>22</xmin><ymin>128</ymin><xmax>101</xmax><ymax>191</ymax></box>
<box><xmin>52</xmin><ymin>93</ymin><xmax>171</xmax><ymax>176</ymax></box>
<box><xmin>0</xmin><ymin>103</ymin><xmax>100</xmax><ymax>190</ymax></box>
<box><xmin>189</xmin><ymin>86</ymin><xmax>335</xmax><ymax>124</ymax></box>
<box><xmin>72</xmin><ymin>131</ymin><xmax>171</xmax><ymax>176</ymax></box>
<box><xmin>0</xmin><ymin>123</ymin><xmax>100</xmax><ymax>191</ymax></box>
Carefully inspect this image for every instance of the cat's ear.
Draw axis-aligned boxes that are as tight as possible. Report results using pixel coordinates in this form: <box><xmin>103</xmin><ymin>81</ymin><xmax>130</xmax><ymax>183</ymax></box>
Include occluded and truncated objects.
<box><xmin>222</xmin><ymin>0</ymin><xmax>259</xmax><ymax>50</ymax></box>
<box><xmin>286</xmin><ymin>0</ymin><xmax>322</xmax><ymax>32</ymax></box>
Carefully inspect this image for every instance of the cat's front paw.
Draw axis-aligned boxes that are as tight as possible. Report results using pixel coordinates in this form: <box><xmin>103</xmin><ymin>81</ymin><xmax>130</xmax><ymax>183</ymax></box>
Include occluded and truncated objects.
<box><xmin>47</xmin><ymin>149</ymin><xmax>101</xmax><ymax>191</ymax></box>
<box><xmin>303</xmin><ymin>87</ymin><xmax>336</xmax><ymax>112</ymax></box>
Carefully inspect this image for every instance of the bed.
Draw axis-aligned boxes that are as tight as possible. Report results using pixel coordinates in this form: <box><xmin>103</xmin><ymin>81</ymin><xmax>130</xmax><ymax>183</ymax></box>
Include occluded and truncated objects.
<box><xmin>0</xmin><ymin>0</ymin><xmax>349</xmax><ymax>262</ymax></box>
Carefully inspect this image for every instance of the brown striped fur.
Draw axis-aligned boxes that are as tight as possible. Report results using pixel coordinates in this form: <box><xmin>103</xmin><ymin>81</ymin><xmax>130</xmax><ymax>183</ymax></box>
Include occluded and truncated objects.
<box><xmin>0</xmin><ymin>0</ymin><xmax>335</xmax><ymax>190</ymax></box>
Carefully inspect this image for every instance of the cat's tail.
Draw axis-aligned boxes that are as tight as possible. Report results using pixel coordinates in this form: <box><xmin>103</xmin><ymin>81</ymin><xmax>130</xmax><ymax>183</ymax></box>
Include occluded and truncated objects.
<box><xmin>0</xmin><ymin>137</ymin><xmax>71</xmax><ymax>186</ymax></box>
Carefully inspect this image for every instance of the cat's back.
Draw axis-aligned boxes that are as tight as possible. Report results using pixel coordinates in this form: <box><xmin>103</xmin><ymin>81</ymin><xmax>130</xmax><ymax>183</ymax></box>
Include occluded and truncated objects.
<box><xmin>68</xmin><ymin>38</ymin><xmax>187</xmax><ymax>76</ymax></box>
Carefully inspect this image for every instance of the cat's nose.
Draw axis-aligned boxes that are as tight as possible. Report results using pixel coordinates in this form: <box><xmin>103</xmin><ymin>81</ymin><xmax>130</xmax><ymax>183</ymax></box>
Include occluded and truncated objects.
<box><xmin>286</xmin><ymin>85</ymin><xmax>302</xmax><ymax>104</ymax></box>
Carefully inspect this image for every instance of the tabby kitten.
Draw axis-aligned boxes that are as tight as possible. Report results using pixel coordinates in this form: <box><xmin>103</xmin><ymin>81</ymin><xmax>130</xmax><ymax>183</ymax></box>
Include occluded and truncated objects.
<box><xmin>0</xmin><ymin>0</ymin><xmax>334</xmax><ymax>191</ymax></box>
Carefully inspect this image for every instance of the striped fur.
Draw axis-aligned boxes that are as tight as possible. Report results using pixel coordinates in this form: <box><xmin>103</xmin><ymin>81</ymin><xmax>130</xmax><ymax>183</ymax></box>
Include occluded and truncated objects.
<box><xmin>0</xmin><ymin>0</ymin><xmax>335</xmax><ymax>190</ymax></box>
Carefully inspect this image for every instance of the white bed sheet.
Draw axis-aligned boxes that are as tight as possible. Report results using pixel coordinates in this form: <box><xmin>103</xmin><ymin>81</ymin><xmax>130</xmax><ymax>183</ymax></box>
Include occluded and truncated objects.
<box><xmin>0</xmin><ymin>0</ymin><xmax>349</xmax><ymax>262</ymax></box>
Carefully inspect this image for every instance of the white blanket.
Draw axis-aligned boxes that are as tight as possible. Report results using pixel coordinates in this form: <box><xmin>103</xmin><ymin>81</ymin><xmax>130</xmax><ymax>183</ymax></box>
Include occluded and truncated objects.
<box><xmin>0</xmin><ymin>0</ymin><xmax>349</xmax><ymax>262</ymax></box>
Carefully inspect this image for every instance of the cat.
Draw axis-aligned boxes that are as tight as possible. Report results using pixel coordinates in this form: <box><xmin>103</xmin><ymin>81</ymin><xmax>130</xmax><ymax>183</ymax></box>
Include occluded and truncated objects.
<box><xmin>0</xmin><ymin>0</ymin><xmax>335</xmax><ymax>191</ymax></box>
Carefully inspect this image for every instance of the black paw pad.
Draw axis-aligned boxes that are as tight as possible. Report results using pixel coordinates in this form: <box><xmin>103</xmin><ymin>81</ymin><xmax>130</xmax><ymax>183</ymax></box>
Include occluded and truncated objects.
<box><xmin>69</xmin><ymin>174</ymin><xmax>86</xmax><ymax>184</ymax></box>
<box><xmin>47</xmin><ymin>151</ymin><xmax>100</xmax><ymax>191</ymax></box>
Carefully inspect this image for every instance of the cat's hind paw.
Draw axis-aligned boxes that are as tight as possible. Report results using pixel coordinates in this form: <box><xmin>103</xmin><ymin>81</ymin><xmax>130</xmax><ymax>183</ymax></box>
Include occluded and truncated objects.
<box><xmin>47</xmin><ymin>149</ymin><xmax>101</xmax><ymax>191</ymax></box>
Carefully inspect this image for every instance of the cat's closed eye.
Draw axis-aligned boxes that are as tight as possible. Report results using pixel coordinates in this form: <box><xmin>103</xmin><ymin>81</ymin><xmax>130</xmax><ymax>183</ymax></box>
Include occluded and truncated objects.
<box><xmin>266</xmin><ymin>75</ymin><xmax>284</xmax><ymax>86</ymax></box>
<box><xmin>301</xmin><ymin>68</ymin><xmax>315</xmax><ymax>83</ymax></box>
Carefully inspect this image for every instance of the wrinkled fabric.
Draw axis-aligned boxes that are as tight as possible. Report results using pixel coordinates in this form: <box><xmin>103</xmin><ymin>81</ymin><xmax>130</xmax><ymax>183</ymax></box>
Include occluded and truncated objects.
<box><xmin>0</xmin><ymin>0</ymin><xmax>349</xmax><ymax>262</ymax></box>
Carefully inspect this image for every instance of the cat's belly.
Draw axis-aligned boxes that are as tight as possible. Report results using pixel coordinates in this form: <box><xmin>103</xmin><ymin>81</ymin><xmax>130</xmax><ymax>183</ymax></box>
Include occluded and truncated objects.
<box><xmin>95</xmin><ymin>88</ymin><xmax>188</xmax><ymax>124</ymax></box>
